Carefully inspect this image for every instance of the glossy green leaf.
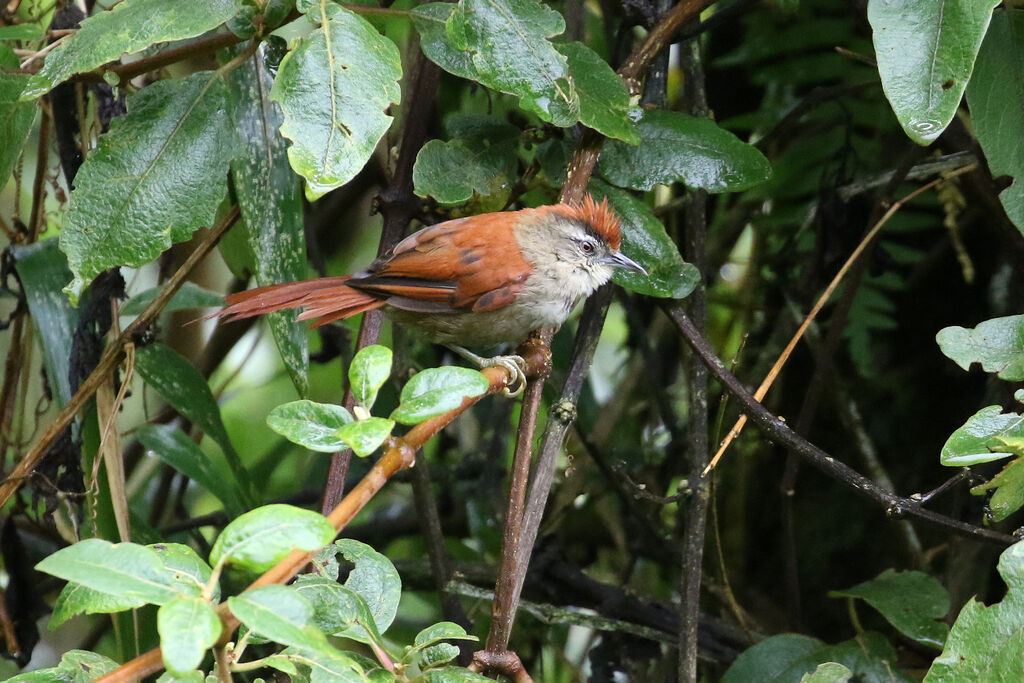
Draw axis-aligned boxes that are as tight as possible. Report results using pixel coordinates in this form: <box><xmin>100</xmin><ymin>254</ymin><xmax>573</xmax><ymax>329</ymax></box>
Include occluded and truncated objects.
<box><xmin>406</xmin><ymin>622</ymin><xmax>477</xmax><ymax>668</ymax></box>
<box><xmin>21</xmin><ymin>0</ymin><xmax>243</xmax><ymax>99</ymax></box>
<box><xmin>134</xmin><ymin>344</ymin><xmax>252</xmax><ymax>500</ymax></box>
<box><xmin>926</xmin><ymin>542</ymin><xmax>1024</xmax><ymax>681</ymax></box>
<box><xmin>0</xmin><ymin>74</ymin><xmax>38</xmax><ymax>186</ymax></box>
<box><xmin>0</xmin><ymin>24</ymin><xmax>45</xmax><ymax>40</ymax></box>
<box><xmin>11</xmin><ymin>241</ymin><xmax>78</xmax><ymax>405</ymax></box>
<box><xmin>228</xmin><ymin>585</ymin><xmax>332</xmax><ymax>653</ymax></box>
<box><xmin>158</xmin><ymin>597</ymin><xmax>222</xmax><ymax>674</ymax></box>
<box><xmin>60</xmin><ymin>71</ymin><xmax>238</xmax><ymax>303</ymax></box>
<box><xmin>830</xmin><ymin>569</ymin><xmax>950</xmax><ymax>648</ymax></box>
<box><xmin>210</xmin><ymin>504</ymin><xmax>335</xmax><ymax>573</ymax></box>
<box><xmin>391</xmin><ymin>367</ymin><xmax>490</xmax><ymax>425</ymax></box>
<box><xmin>228</xmin><ymin>47</ymin><xmax>310</xmax><ymax>395</ymax></box>
<box><xmin>937</xmin><ymin>315</ymin><xmax>1024</xmax><ymax>380</ymax></box>
<box><xmin>557</xmin><ymin>42</ymin><xmax>639</xmax><ymax>144</ymax></box>
<box><xmin>446</xmin><ymin>0</ymin><xmax>579</xmax><ymax>126</ymax></box>
<box><xmin>281</xmin><ymin>647</ymin><xmax>369</xmax><ymax>683</ymax></box>
<box><xmin>267</xmin><ymin>399</ymin><xmax>354</xmax><ymax>452</ymax></box>
<box><xmin>412</xmin><ymin>124</ymin><xmax>519</xmax><ymax>206</ymax></box>
<box><xmin>150</xmin><ymin>543</ymin><xmax>217</xmax><ymax>600</ymax></box>
<box><xmin>121</xmin><ymin>282</ymin><xmax>224</xmax><ymax>316</ymax></box>
<box><xmin>800</xmin><ymin>663</ymin><xmax>853</xmax><ymax>683</ymax></box>
<box><xmin>154</xmin><ymin>671</ymin><xmax>205</xmax><ymax>683</ymax></box>
<box><xmin>723</xmin><ymin>632</ymin><xmax>912</xmax><ymax>683</ymax></box>
<box><xmin>6</xmin><ymin>650</ymin><xmax>118</xmax><ymax>683</ymax></box>
<box><xmin>135</xmin><ymin>424</ymin><xmax>246</xmax><ymax>516</ymax></box>
<box><xmin>868</xmin><ymin>0</ymin><xmax>999</xmax><ymax>145</ymax></box>
<box><xmin>336</xmin><ymin>417</ymin><xmax>394</xmax><ymax>457</ymax></box>
<box><xmin>941</xmin><ymin>405</ymin><xmax>1023</xmax><ymax>466</ymax></box>
<box><xmin>591</xmin><ymin>181</ymin><xmax>700</xmax><ymax>299</ymax></box>
<box><xmin>293</xmin><ymin>575</ymin><xmax>386</xmax><ymax>647</ymax></box>
<box><xmin>36</xmin><ymin>539</ymin><xmax>183</xmax><ymax>606</ymax></box>
<box><xmin>971</xmin><ymin>455</ymin><xmax>1024</xmax><ymax>522</ymax></box>
<box><xmin>349</xmin><ymin>345</ymin><xmax>393</xmax><ymax>409</ymax></box>
<box><xmin>966</xmin><ymin>9</ymin><xmax>1024</xmax><ymax>233</ymax></box>
<box><xmin>601</xmin><ymin>109</ymin><xmax>771</xmax><ymax>193</ymax></box>
<box><xmin>331</xmin><ymin>539</ymin><xmax>402</xmax><ymax>634</ymax></box>
<box><xmin>271</xmin><ymin>4</ymin><xmax>402</xmax><ymax>199</ymax></box>
<box><xmin>411</xmin><ymin>3</ymin><xmax>477</xmax><ymax>79</ymax></box>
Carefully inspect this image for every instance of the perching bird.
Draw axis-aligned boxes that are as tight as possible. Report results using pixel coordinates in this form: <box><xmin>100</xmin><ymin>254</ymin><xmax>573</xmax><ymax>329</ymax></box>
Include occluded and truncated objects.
<box><xmin>214</xmin><ymin>196</ymin><xmax>646</xmax><ymax>392</ymax></box>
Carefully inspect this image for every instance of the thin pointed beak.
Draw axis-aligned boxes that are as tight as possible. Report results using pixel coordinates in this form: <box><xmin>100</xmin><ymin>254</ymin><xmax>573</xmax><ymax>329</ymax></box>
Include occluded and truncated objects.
<box><xmin>605</xmin><ymin>250</ymin><xmax>648</xmax><ymax>275</ymax></box>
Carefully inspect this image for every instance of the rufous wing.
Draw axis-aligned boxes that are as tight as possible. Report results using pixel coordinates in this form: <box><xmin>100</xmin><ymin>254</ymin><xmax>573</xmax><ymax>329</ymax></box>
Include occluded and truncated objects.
<box><xmin>347</xmin><ymin>212</ymin><xmax>534</xmax><ymax>313</ymax></box>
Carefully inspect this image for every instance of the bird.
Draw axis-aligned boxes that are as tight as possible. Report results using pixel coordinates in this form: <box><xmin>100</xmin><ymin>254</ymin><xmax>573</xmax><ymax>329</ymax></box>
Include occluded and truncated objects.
<box><xmin>213</xmin><ymin>196</ymin><xmax>646</xmax><ymax>394</ymax></box>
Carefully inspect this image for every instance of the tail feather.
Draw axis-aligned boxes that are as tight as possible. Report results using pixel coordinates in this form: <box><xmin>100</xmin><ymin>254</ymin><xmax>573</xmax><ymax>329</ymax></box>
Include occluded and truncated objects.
<box><xmin>214</xmin><ymin>277</ymin><xmax>385</xmax><ymax>326</ymax></box>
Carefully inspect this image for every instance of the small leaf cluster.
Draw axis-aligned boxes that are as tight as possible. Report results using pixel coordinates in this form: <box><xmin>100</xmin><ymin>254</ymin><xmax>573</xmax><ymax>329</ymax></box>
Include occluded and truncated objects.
<box><xmin>267</xmin><ymin>345</ymin><xmax>490</xmax><ymax>457</ymax></box>
<box><xmin>22</xmin><ymin>514</ymin><xmax>482</xmax><ymax>682</ymax></box>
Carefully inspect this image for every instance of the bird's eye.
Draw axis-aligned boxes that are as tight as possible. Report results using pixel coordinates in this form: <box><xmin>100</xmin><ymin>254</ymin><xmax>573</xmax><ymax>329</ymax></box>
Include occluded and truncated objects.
<box><xmin>580</xmin><ymin>240</ymin><xmax>595</xmax><ymax>254</ymax></box>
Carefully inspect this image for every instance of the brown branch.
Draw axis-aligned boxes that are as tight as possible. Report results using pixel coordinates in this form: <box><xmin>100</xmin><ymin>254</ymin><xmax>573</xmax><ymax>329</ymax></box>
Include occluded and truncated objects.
<box><xmin>67</xmin><ymin>31</ymin><xmax>244</xmax><ymax>85</ymax></box>
<box><xmin>94</xmin><ymin>362</ymin><xmax>523</xmax><ymax>682</ymax></box>
<box><xmin>662</xmin><ymin>303</ymin><xmax>1016</xmax><ymax>547</ymax></box>
<box><xmin>0</xmin><ymin>206</ymin><xmax>240</xmax><ymax>509</ymax></box>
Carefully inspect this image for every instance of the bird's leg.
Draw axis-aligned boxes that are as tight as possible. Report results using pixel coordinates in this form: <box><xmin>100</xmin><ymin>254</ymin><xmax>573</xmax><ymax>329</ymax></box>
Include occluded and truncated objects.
<box><xmin>448</xmin><ymin>345</ymin><xmax>527</xmax><ymax>397</ymax></box>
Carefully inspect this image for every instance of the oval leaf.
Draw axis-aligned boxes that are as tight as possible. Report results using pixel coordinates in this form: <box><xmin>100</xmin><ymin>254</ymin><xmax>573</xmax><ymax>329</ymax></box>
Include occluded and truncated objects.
<box><xmin>293</xmin><ymin>575</ymin><xmax>386</xmax><ymax>647</ymax></box>
<box><xmin>227</xmin><ymin>585</ymin><xmax>330</xmax><ymax>653</ymax></box>
<box><xmin>557</xmin><ymin>42</ymin><xmax>638</xmax><ymax>144</ymax></box>
<box><xmin>601</xmin><ymin>109</ymin><xmax>771</xmax><ymax>193</ymax></box>
<box><xmin>391</xmin><ymin>367</ymin><xmax>490</xmax><ymax>425</ymax></box>
<box><xmin>0</xmin><ymin>74</ymin><xmax>38</xmax><ymax>186</ymax></box>
<box><xmin>830</xmin><ymin>569</ymin><xmax>950</xmax><ymax>649</ymax></box>
<box><xmin>59</xmin><ymin>71</ymin><xmax>237</xmax><ymax>303</ymax></box>
<box><xmin>868</xmin><ymin>0</ymin><xmax>1000</xmax><ymax>145</ymax></box>
<box><xmin>349</xmin><ymin>345</ymin><xmax>393</xmax><ymax>410</ymax></box>
<box><xmin>158</xmin><ymin>596</ymin><xmax>222</xmax><ymax>675</ymax></box>
<box><xmin>267</xmin><ymin>399</ymin><xmax>354</xmax><ymax>452</ymax></box>
<box><xmin>210</xmin><ymin>504</ymin><xmax>336</xmax><ymax>573</ymax></box>
<box><xmin>271</xmin><ymin>4</ymin><xmax>402</xmax><ymax>200</ymax></box>
<box><xmin>937</xmin><ymin>315</ymin><xmax>1024</xmax><ymax>381</ymax></box>
<box><xmin>941</xmin><ymin>405</ymin><xmax>1023</xmax><ymax>466</ymax></box>
<box><xmin>332</xmin><ymin>539</ymin><xmax>402</xmax><ymax>634</ymax></box>
<box><xmin>336</xmin><ymin>417</ymin><xmax>395</xmax><ymax>457</ymax></box>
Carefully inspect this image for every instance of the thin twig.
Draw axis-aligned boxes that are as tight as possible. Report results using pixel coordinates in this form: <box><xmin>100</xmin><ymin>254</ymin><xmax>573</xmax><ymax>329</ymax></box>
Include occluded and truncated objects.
<box><xmin>704</xmin><ymin>164</ymin><xmax>980</xmax><ymax>475</ymax></box>
<box><xmin>663</xmin><ymin>303</ymin><xmax>1015</xmax><ymax>547</ymax></box>
<box><xmin>0</xmin><ymin>206</ymin><xmax>241</xmax><ymax>509</ymax></box>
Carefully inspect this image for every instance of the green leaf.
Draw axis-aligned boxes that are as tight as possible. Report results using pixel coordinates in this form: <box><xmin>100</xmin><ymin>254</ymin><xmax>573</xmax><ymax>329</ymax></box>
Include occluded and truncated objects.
<box><xmin>60</xmin><ymin>71</ymin><xmax>238</xmax><ymax>303</ymax></box>
<box><xmin>941</xmin><ymin>405</ymin><xmax>1024</xmax><ymax>466</ymax></box>
<box><xmin>937</xmin><ymin>315</ymin><xmax>1024</xmax><ymax>380</ymax></box>
<box><xmin>723</xmin><ymin>632</ymin><xmax>913</xmax><ymax>683</ymax></box>
<box><xmin>271</xmin><ymin>4</ymin><xmax>402</xmax><ymax>200</ymax></box>
<box><xmin>412</xmin><ymin>3</ymin><xmax>477</xmax><ymax>80</ymax></box>
<box><xmin>283</xmin><ymin>647</ymin><xmax>369</xmax><ymax>683</ymax></box>
<box><xmin>121</xmin><ymin>282</ymin><xmax>225</xmax><ymax>316</ymax></box>
<box><xmin>446</xmin><ymin>0</ymin><xmax>579</xmax><ymax>126</ymax></box>
<box><xmin>0</xmin><ymin>74</ymin><xmax>39</xmax><ymax>186</ymax></box>
<box><xmin>150</xmin><ymin>543</ymin><xmax>217</xmax><ymax>600</ymax></box>
<box><xmin>331</xmin><ymin>539</ymin><xmax>402</xmax><ymax>634</ymax></box>
<box><xmin>158</xmin><ymin>596</ymin><xmax>222</xmax><ymax>675</ymax></box>
<box><xmin>421</xmin><ymin>643</ymin><xmax>460</xmax><ymax>669</ymax></box>
<box><xmin>800</xmin><ymin>663</ymin><xmax>853</xmax><ymax>683</ymax></box>
<box><xmin>210</xmin><ymin>504</ymin><xmax>335</xmax><ymax>573</ymax></box>
<box><xmin>868</xmin><ymin>0</ymin><xmax>1000</xmax><ymax>145</ymax></box>
<box><xmin>228</xmin><ymin>585</ymin><xmax>332</xmax><ymax>653</ymax></box>
<box><xmin>414</xmin><ymin>622</ymin><xmax>477</xmax><ymax>648</ymax></box>
<box><xmin>420</xmin><ymin>669</ymin><xmax>492</xmax><ymax>683</ymax></box>
<box><xmin>971</xmin><ymin>456</ymin><xmax>1024</xmax><ymax>522</ymax></box>
<box><xmin>6</xmin><ymin>650</ymin><xmax>118</xmax><ymax>683</ymax></box>
<box><xmin>405</xmin><ymin>622</ymin><xmax>477</xmax><ymax>667</ymax></box>
<box><xmin>36</xmin><ymin>539</ymin><xmax>183</xmax><ymax>606</ymax></box>
<box><xmin>349</xmin><ymin>345</ymin><xmax>393</xmax><ymax>409</ymax></box>
<box><xmin>336</xmin><ymin>417</ymin><xmax>395</xmax><ymax>457</ymax></box>
<box><xmin>293</xmin><ymin>575</ymin><xmax>387</xmax><ymax>647</ymax></box>
<box><xmin>391</xmin><ymin>367</ymin><xmax>490</xmax><ymax>425</ymax></box>
<box><xmin>10</xmin><ymin>241</ymin><xmax>78</xmax><ymax>405</ymax></box>
<box><xmin>21</xmin><ymin>0</ymin><xmax>244</xmax><ymax>98</ymax></box>
<box><xmin>267</xmin><ymin>399</ymin><xmax>354</xmax><ymax>452</ymax></box>
<box><xmin>227</xmin><ymin>46</ymin><xmax>310</xmax><ymax>395</ymax></box>
<box><xmin>155</xmin><ymin>671</ymin><xmax>206</xmax><ymax>683</ymax></box>
<box><xmin>0</xmin><ymin>24</ymin><xmax>45</xmax><ymax>40</ymax></box>
<box><xmin>590</xmin><ymin>181</ymin><xmax>700</xmax><ymax>299</ymax></box>
<box><xmin>830</xmin><ymin>569</ymin><xmax>950</xmax><ymax>648</ymax></box>
<box><xmin>925</xmin><ymin>542</ymin><xmax>1024</xmax><ymax>681</ymax></box>
<box><xmin>136</xmin><ymin>424</ymin><xmax>246</xmax><ymax>516</ymax></box>
<box><xmin>557</xmin><ymin>42</ymin><xmax>639</xmax><ymax>144</ymax></box>
<box><xmin>49</xmin><ymin>582</ymin><xmax>146</xmax><ymax>629</ymax></box>
<box><xmin>601</xmin><ymin>109</ymin><xmax>772</xmax><ymax>193</ymax></box>
<box><xmin>412</xmin><ymin>117</ymin><xmax>520</xmax><ymax>206</ymax></box>
<box><xmin>966</xmin><ymin>9</ymin><xmax>1024</xmax><ymax>234</ymax></box>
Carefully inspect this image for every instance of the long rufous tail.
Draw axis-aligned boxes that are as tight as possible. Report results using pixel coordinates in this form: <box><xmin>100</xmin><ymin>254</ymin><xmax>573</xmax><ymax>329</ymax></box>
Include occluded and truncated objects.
<box><xmin>216</xmin><ymin>276</ymin><xmax>385</xmax><ymax>328</ymax></box>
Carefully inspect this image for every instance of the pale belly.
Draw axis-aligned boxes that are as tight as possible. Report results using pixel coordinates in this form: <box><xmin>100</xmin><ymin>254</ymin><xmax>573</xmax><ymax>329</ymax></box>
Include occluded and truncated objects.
<box><xmin>385</xmin><ymin>297</ymin><xmax>575</xmax><ymax>347</ymax></box>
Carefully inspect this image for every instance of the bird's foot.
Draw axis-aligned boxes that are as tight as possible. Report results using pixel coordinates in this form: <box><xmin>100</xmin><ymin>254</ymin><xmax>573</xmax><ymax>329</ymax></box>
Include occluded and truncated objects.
<box><xmin>448</xmin><ymin>346</ymin><xmax>528</xmax><ymax>397</ymax></box>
